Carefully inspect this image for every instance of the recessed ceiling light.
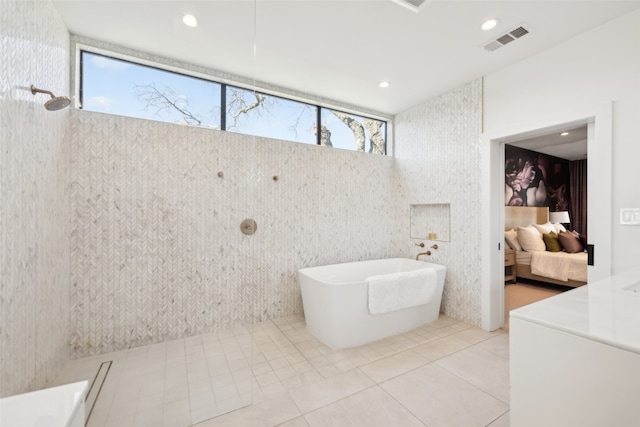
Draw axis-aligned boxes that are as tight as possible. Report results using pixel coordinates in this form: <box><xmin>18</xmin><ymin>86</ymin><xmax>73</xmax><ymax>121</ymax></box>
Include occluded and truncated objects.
<box><xmin>561</xmin><ymin>132</ymin><xmax>569</xmax><ymax>136</ymax></box>
<box><xmin>182</xmin><ymin>14</ymin><xmax>198</xmax><ymax>28</ymax></box>
<box><xmin>481</xmin><ymin>19</ymin><xmax>499</xmax><ymax>31</ymax></box>
<box><xmin>379</xmin><ymin>81</ymin><xmax>390</xmax><ymax>88</ymax></box>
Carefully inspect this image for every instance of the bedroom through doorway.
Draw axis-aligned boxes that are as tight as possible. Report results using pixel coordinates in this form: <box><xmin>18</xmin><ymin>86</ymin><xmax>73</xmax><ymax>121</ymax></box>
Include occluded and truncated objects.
<box><xmin>502</xmin><ymin>124</ymin><xmax>588</xmax><ymax>328</ymax></box>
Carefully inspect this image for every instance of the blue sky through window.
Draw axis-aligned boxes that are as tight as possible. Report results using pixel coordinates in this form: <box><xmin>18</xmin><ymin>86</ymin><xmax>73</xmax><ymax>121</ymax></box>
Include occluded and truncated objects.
<box><xmin>81</xmin><ymin>51</ymin><xmax>386</xmax><ymax>153</ymax></box>
<box><xmin>225</xmin><ymin>86</ymin><xmax>316</xmax><ymax>144</ymax></box>
<box><xmin>82</xmin><ymin>52</ymin><xmax>221</xmax><ymax>128</ymax></box>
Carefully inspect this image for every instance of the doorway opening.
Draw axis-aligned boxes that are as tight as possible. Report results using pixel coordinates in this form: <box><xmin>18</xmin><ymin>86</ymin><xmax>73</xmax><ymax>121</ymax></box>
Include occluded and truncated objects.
<box><xmin>502</xmin><ymin>125</ymin><xmax>588</xmax><ymax>329</ymax></box>
<box><xmin>481</xmin><ymin>103</ymin><xmax>612</xmax><ymax>331</ymax></box>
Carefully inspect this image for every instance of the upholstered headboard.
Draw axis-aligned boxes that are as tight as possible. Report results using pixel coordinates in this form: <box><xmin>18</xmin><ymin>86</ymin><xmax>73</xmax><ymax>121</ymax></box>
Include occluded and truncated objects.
<box><xmin>505</xmin><ymin>206</ymin><xmax>549</xmax><ymax>230</ymax></box>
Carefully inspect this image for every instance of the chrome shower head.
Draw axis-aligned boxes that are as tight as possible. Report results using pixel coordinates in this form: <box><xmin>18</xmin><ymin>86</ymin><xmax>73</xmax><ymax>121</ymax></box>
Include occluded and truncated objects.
<box><xmin>31</xmin><ymin>85</ymin><xmax>71</xmax><ymax>111</ymax></box>
<box><xmin>44</xmin><ymin>96</ymin><xmax>71</xmax><ymax>111</ymax></box>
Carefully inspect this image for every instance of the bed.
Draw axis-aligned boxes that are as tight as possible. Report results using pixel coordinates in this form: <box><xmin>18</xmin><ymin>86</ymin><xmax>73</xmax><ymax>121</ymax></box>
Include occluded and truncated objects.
<box><xmin>505</xmin><ymin>206</ymin><xmax>587</xmax><ymax>287</ymax></box>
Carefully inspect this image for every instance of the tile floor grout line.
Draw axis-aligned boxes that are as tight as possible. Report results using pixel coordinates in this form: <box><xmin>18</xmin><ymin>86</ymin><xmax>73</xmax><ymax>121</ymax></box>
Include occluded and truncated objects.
<box><xmin>374</xmin><ymin>382</ymin><xmax>431</xmax><ymax>427</ymax></box>
<box><xmin>293</xmin><ymin>382</ymin><xmax>385</xmax><ymax>421</ymax></box>
<box><xmin>433</xmin><ymin>342</ymin><xmax>510</xmax><ymax>406</ymax></box>
<box><xmin>279</xmin><ymin>318</ymin><xmax>472</xmax><ymax>421</ymax></box>
<box><xmin>61</xmin><ymin>315</ymin><xmax>511</xmax><ymax>427</ymax></box>
<box><xmin>484</xmin><ymin>407</ymin><xmax>510</xmax><ymax>427</ymax></box>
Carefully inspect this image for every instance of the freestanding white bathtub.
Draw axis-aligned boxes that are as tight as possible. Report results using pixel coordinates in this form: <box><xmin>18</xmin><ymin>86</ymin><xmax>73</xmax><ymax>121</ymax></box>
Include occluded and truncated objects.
<box><xmin>0</xmin><ymin>381</ymin><xmax>88</xmax><ymax>427</ymax></box>
<box><xmin>298</xmin><ymin>258</ymin><xmax>446</xmax><ymax>349</ymax></box>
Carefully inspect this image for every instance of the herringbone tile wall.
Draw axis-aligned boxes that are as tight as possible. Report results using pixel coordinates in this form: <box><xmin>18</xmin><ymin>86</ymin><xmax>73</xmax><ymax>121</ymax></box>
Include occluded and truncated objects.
<box><xmin>395</xmin><ymin>79</ymin><xmax>484</xmax><ymax>325</ymax></box>
<box><xmin>0</xmin><ymin>0</ymin><xmax>71</xmax><ymax>397</ymax></box>
<box><xmin>68</xmin><ymin>76</ymin><xmax>483</xmax><ymax>358</ymax></box>
<box><xmin>65</xmin><ymin>36</ymin><xmax>484</xmax><ymax>357</ymax></box>
<box><xmin>1</xmin><ymin>1</ymin><xmax>484</xmax><ymax>396</ymax></box>
<box><xmin>69</xmin><ymin>110</ymin><xmax>406</xmax><ymax>357</ymax></box>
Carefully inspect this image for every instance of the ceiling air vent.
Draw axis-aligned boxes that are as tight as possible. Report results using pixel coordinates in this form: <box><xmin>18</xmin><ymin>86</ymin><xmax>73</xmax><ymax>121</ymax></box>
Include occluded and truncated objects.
<box><xmin>484</xmin><ymin>24</ymin><xmax>531</xmax><ymax>52</ymax></box>
<box><xmin>390</xmin><ymin>0</ymin><xmax>431</xmax><ymax>13</ymax></box>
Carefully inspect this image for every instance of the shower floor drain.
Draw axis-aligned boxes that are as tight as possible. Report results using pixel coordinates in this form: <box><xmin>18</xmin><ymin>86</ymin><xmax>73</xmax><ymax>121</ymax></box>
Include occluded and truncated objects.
<box><xmin>85</xmin><ymin>361</ymin><xmax>112</xmax><ymax>425</ymax></box>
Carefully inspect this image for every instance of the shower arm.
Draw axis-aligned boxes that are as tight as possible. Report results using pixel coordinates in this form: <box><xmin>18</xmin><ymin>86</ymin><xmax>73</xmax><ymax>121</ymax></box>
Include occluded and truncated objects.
<box><xmin>30</xmin><ymin>84</ymin><xmax>71</xmax><ymax>111</ymax></box>
<box><xmin>31</xmin><ymin>86</ymin><xmax>55</xmax><ymax>98</ymax></box>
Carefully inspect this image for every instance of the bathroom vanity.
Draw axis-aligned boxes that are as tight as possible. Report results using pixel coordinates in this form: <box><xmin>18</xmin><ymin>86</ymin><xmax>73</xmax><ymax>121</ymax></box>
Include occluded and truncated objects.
<box><xmin>510</xmin><ymin>267</ymin><xmax>640</xmax><ymax>427</ymax></box>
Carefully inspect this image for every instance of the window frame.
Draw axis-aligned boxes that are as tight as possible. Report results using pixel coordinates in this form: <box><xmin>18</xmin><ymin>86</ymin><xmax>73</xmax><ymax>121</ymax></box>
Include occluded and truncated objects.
<box><xmin>221</xmin><ymin>83</ymin><xmax>320</xmax><ymax>146</ymax></box>
<box><xmin>75</xmin><ymin>44</ymin><xmax>389</xmax><ymax>155</ymax></box>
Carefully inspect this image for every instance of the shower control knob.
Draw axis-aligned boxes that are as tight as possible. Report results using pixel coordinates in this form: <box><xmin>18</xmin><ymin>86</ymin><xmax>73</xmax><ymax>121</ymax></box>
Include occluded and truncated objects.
<box><xmin>240</xmin><ymin>219</ymin><xmax>257</xmax><ymax>235</ymax></box>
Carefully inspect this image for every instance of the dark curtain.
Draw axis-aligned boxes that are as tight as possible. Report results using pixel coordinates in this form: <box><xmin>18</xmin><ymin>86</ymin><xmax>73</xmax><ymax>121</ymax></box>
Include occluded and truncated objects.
<box><xmin>569</xmin><ymin>159</ymin><xmax>587</xmax><ymax>237</ymax></box>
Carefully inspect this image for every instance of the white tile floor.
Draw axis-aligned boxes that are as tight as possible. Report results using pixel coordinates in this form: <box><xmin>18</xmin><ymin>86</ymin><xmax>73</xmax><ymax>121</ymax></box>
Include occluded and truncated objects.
<box><xmin>52</xmin><ymin>315</ymin><xmax>510</xmax><ymax>427</ymax></box>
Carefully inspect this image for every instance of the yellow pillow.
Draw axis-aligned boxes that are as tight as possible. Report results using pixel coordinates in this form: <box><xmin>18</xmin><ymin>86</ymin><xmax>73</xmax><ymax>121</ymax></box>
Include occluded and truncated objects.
<box><xmin>542</xmin><ymin>231</ymin><xmax>561</xmax><ymax>252</ymax></box>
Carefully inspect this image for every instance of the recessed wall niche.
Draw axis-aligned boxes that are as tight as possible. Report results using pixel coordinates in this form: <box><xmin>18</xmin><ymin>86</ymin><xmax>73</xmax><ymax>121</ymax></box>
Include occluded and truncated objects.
<box><xmin>410</xmin><ymin>203</ymin><xmax>450</xmax><ymax>241</ymax></box>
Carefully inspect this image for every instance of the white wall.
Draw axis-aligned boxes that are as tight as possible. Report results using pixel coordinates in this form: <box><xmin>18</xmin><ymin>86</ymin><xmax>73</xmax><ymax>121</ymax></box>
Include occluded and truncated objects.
<box><xmin>611</xmin><ymin>96</ymin><xmax>640</xmax><ymax>272</ymax></box>
<box><xmin>484</xmin><ymin>9</ymin><xmax>640</xmax><ymax>275</ymax></box>
<box><xmin>481</xmin><ymin>7</ymin><xmax>640</xmax><ymax>330</ymax></box>
<box><xmin>0</xmin><ymin>0</ymin><xmax>71</xmax><ymax>397</ymax></box>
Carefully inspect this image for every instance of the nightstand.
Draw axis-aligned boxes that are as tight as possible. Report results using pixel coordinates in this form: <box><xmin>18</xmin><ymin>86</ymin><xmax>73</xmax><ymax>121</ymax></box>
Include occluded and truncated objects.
<box><xmin>505</xmin><ymin>248</ymin><xmax>516</xmax><ymax>284</ymax></box>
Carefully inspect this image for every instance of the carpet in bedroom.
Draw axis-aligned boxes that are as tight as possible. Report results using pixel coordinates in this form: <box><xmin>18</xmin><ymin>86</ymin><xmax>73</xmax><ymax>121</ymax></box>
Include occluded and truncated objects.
<box><xmin>504</xmin><ymin>281</ymin><xmax>570</xmax><ymax>330</ymax></box>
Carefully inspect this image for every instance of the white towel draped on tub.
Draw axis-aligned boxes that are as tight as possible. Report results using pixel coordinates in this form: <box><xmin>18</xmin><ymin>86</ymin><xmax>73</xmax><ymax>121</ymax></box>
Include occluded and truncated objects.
<box><xmin>367</xmin><ymin>269</ymin><xmax>437</xmax><ymax>315</ymax></box>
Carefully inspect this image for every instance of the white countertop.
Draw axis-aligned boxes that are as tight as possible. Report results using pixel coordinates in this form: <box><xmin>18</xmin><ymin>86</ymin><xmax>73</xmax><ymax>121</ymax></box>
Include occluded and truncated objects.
<box><xmin>510</xmin><ymin>267</ymin><xmax>640</xmax><ymax>355</ymax></box>
<box><xmin>0</xmin><ymin>380</ymin><xmax>88</xmax><ymax>427</ymax></box>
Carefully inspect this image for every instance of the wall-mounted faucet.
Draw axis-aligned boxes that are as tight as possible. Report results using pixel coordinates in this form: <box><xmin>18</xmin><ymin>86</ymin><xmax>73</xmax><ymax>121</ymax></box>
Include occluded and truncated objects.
<box><xmin>416</xmin><ymin>251</ymin><xmax>431</xmax><ymax>260</ymax></box>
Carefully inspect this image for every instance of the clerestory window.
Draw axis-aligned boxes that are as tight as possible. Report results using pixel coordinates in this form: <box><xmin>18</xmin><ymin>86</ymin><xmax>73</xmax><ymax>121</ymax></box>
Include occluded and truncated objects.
<box><xmin>79</xmin><ymin>50</ymin><xmax>387</xmax><ymax>155</ymax></box>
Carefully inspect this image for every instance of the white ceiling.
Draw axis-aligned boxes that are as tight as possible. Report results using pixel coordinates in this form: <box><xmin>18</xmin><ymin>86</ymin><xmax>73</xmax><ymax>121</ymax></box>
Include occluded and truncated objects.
<box><xmin>53</xmin><ymin>0</ymin><xmax>640</xmax><ymax>117</ymax></box>
<box><xmin>509</xmin><ymin>125</ymin><xmax>588</xmax><ymax>161</ymax></box>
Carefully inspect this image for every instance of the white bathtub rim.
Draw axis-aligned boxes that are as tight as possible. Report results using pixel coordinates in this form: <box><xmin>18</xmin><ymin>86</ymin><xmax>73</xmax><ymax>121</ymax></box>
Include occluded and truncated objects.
<box><xmin>298</xmin><ymin>257</ymin><xmax>445</xmax><ymax>286</ymax></box>
<box><xmin>298</xmin><ymin>257</ymin><xmax>446</xmax><ymax>349</ymax></box>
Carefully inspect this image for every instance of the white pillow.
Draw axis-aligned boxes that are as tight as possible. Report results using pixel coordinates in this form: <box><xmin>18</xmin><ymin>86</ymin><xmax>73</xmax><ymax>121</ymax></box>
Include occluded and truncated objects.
<box><xmin>505</xmin><ymin>229</ymin><xmax>522</xmax><ymax>251</ymax></box>
<box><xmin>552</xmin><ymin>222</ymin><xmax>567</xmax><ymax>233</ymax></box>
<box><xmin>517</xmin><ymin>225</ymin><xmax>546</xmax><ymax>252</ymax></box>
<box><xmin>532</xmin><ymin>221</ymin><xmax>556</xmax><ymax>235</ymax></box>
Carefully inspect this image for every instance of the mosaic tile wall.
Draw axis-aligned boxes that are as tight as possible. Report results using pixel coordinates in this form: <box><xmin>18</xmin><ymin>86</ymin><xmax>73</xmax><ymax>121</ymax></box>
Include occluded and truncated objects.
<box><xmin>0</xmin><ymin>2</ymin><xmax>483</xmax><ymax>372</ymax></box>
<box><xmin>69</xmin><ymin>110</ymin><xmax>406</xmax><ymax>357</ymax></box>
<box><xmin>395</xmin><ymin>79</ymin><xmax>484</xmax><ymax>325</ymax></box>
<box><xmin>0</xmin><ymin>0</ymin><xmax>71</xmax><ymax>397</ymax></box>
<box><xmin>69</xmin><ymin>77</ymin><xmax>482</xmax><ymax>356</ymax></box>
